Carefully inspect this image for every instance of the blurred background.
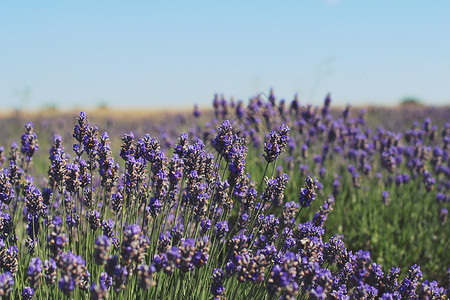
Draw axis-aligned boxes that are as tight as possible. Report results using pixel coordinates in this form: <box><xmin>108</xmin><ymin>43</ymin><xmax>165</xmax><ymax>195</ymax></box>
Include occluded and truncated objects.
<box><xmin>1</xmin><ymin>0</ymin><xmax>450</xmax><ymax>111</ymax></box>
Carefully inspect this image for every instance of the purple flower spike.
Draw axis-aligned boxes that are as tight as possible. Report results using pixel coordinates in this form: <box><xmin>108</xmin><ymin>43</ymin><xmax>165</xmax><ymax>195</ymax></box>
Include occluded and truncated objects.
<box><xmin>21</xmin><ymin>286</ymin><xmax>34</xmax><ymax>300</ymax></box>
<box><xmin>211</xmin><ymin>268</ymin><xmax>225</xmax><ymax>297</ymax></box>
<box><xmin>264</xmin><ymin>124</ymin><xmax>290</xmax><ymax>163</ymax></box>
<box><xmin>0</xmin><ymin>272</ymin><xmax>14</xmax><ymax>296</ymax></box>
<box><xmin>27</xmin><ymin>257</ymin><xmax>43</xmax><ymax>288</ymax></box>
<box><xmin>21</xmin><ymin>122</ymin><xmax>39</xmax><ymax>161</ymax></box>
<box><xmin>215</xmin><ymin>221</ymin><xmax>229</xmax><ymax>240</ymax></box>
<box><xmin>94</xmin><ymin>235</ymin><xmax>111</xmax><ymax>265</ymax></box>
<box><xmin>298</xmin><ymin>176</ymin><xmax>318</xmax><ymax>208</ymax></box>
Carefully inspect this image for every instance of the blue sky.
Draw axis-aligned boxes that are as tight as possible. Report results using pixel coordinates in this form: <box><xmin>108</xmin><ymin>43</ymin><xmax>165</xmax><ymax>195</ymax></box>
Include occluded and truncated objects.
<box><xmin>1</xmin><ymin>1</ymin><xmax>449</xmax><ymax>110</ymax></box>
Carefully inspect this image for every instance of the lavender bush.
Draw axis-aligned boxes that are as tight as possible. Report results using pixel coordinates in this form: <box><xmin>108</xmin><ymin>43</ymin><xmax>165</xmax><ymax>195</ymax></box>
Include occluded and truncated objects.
<box><xmin>0</xmin><ymin>91</ymin><xmax>448</xmax><ymax>299</ymax></box>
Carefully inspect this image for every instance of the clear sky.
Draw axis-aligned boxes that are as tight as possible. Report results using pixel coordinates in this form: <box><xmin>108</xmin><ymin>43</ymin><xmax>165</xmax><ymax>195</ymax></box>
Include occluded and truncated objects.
<box><xmin>1</xmin><ymin>1</ymin><xmax>449</xmax><ymax>110</ymax></box>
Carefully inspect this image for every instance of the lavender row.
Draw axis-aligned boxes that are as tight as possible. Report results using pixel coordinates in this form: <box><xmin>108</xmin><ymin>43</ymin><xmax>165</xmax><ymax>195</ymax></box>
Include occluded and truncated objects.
<box><xmin>0</xmin><ymin>91</ymin><xmax>448</xmax><ymax>299</ymax></box>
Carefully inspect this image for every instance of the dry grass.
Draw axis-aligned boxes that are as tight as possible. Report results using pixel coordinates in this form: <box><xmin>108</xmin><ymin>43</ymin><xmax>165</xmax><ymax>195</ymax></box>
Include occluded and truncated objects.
<box><xmin>0</xmin><ymin>106</ymin><xmax>194</xmax><ymax>121</ymax></box>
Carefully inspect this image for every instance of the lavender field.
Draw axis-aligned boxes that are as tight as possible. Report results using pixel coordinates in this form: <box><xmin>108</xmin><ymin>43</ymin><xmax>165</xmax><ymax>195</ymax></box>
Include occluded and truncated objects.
<box><xmin>0</xmin><ymin>92</ymin><xmax>449</xmax><ymax>299</ymax></box>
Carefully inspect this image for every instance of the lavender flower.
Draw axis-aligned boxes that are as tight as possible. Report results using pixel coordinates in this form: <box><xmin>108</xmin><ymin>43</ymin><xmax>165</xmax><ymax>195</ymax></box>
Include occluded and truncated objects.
<box><xmin>0</xmin><ymin>169</ymin><xmax>14</xmax><ymax>205</ymax></box>
<box><xmin>417</xmin><ymin>279</ymin><xmax>447</xmax><ymax>299</ymax></box>
<box><xmin>24</xmin><ymin>184</ymin><xmax>44</xmax><ymax>216</ymax></box>
<box><xmin>167</xmin><ymin>223</ymin><xmax>183</xmax><ymax>246</ymax></box>
<box><xmin>99</xmin><ymin>272</ymin><xmax>113</xmax><ymax>289</ymax></box>
<box><xmin>111</xmin><ymin>191</ymin><xmax>124</xmax><ymax>213</ymax></box>
<box><xmin>21</xmin><ymin>122</ymin><xmax>39</xmax><ymax>162</ymax></box>
<box><xmin>66</xmin><ymin>212</ymin><xmax>79</xmax><ymax>230</ymax></box>
<box><xmin>264</xmin><ymin>124</ymin><xmax>290</xmax><ymax>163</ymax></box>
<box><xmin>90</xmin><ymin>282</ymin><xmax>108</xmax><ymax>300</ymax></box>
<box><xmin>200</xmin><ymin>218</ymin><xmax>212</xmax><ymax>235</ymax></box>
<box><xmin>97</xmin><ymin>132</ymin><xmax>119</xmax><ymax>191</ymax></box>
<box><xmin>112</xmin><ymin>265</ymin><xmax>129</xmax><ymax>293</ymax></box>
<box><xmin>87</xmin><ymin>209</ymin><xmax>101</xmax><ymax>231</ymax></box>
<box><xmin>102</xmin><ymin>218</ymin><xmax>115</xmax><ymax>239</ymax></box>
<box><xmin>94</xmin><ymin>235</ymin><xmax>111</xmax><ymax>265</ymax></box>
<box><xmin>146</xmin><ymin>197</ymin><xmax>163</xmax><ymax>218</ymax></box>
<box><xmin>0</xmin><ymin>212</ymin><xmax>12</xmax><ymax>240</ymax></box>
<box><xmin>193</xmin><ymin>237</ymin><xmax>210</xmax><ymax>268</ymax></box>
<box><xmin>137</xmin><ymin>264</ymin><xmax>156</xmax><ymax>290</ymax></box>
<box><xmin>398</xmin><ymin>264</ymin><xmax>422</xmax><ymax>299</ymax></box>
<box><xmin>59</xmin><ymin>275</ymin><xmax>75</xmax><ymax>295</ymax></box>
<box><xmin>65</xmin><ymin>162</ymin><xmax>81</xmax><ymax>193</ymax></box>
<box><xmin>44</xmin><ymin>259</ymin><xmax>57</xmax><ymax>285</ymax></box>
<box><xmin>47</xmin><ymin>216</ymin><xmax>68</xmax><ymax>259</ymax></box>
<box><xmin>382</xmin><ymin>191</ymin><xmax>390</xmax><ymax>205</ymax></box>
<box><xmin>0</xmin><ymin>272</ymin><xmax>14</xmax><ymax>296</ymax></box>
<box><xmin>48</xmin><ymin>151</ymin><xmax>67</xmax><ymax>193</ymax></box>
<box><xmin>0</xmin><ymin>246</ymin><xmax>19</xmax><ymax>277</ymax></box>
<box><xmin>174</xmin><ymin>133</ymin><xmax>189</xmax><ymax>158</ymax></box>
<box><xmin>323</xmin><ymin>235</ymin><xmax>346</xmax><ymax>265</ymax></box>
<box><xmin>312</xmin><ymin>196</ymin><xmax>335</xmax><ymax>227</ymax></box>
<box><xmin>73</xmin><ymin>112</ymin><xmax>88</xmax><ymax>143</ymax></box>
<box><xmin>179</xmin><ymin>238</ymin><xmax>195</xmax><ymax>272</ymax></box>
<box><xmin>280</xmin><ymin>201</ymin><xmax>299</xmax><ymax>228</ymax></box>
<box><xmin>121</xmin><ymin>224</ymin><xmax>148</xmax><ymax>270</ymax></box>
<box><xmin>215</xmin><ymin>221</ymin><xmax>229</xmax><ymax>240</ymax></box>
<box><xmin>82</xmin><ymin>123</ymin><xmax>99</xmax><ymax>158</ymax></box>
<box><xmin>212</xmin><ymin>120</ymin><xmax>234</xmax><ymax>158</ymax></box>
<box><xmin>27</xmin><ymin>257</ymin><xmax>43</xmax><ymax>289</ymax></box>
<box><xmin>21</xmin><ymin>286</ymin><xmax>34</xmax><ymax>299</ymax></box>
<box><xmin>227</xmin><ymin>141</ymin><xmax>248</xmax><ymax>186</ymax></box>
<box><xmin>309</xmin><ymin>285</ymin><xmax>327</xmax><ymax>299</ymax></box>
<box><xmin>57</xmin><ymin>251</ymin><xmax>88</xmax><ymax>294</ymax></box>
<box><xmin>211</xmin><ymin>268</ymin><xmax>226</xmax><ymax>298</ymax></box>
<box><xmin>298</xmin><ymin>176</ymin><xmax>318</xmax><ymax>208</ymax></box>
<box><xmin>350</xmin><ymin>283</ymin><xmax>378</xmax><ymax>299</ymax></box>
